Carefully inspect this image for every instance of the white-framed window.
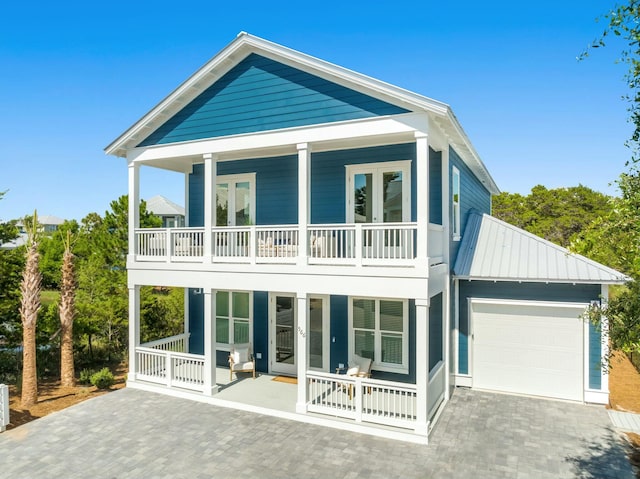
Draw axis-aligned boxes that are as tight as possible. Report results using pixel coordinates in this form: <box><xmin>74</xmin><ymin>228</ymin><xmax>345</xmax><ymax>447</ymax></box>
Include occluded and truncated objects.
<box><xmin>452</xmin><ymin>166</ymin><xmax>461</xmax><ymax>240</ymax></box>
<box><xmin>346</xmin><ymin>160</ymin><xmax>411</xmax><ymax>224</ymax></box>
<box><xmin>216</xmin><ymin>174</ymin><xmax>256</xmax><ymax>226</ymax></box>
<box><xmin>349</xmin><ymin>297</ymin><xmax>409</xmax><ymax>374</ymax></box>
<box><xmin>216</xmin><ymin>290</ymin><xmax>252</xmax><ymax>348</ymax></box>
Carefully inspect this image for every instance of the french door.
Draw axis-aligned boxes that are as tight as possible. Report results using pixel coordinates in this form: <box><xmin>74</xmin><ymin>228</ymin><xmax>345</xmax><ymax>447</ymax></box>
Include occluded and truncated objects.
<box><xmin>346</xmin><ymin>161</ymin><xmax>411</xmax><ymax>224</ymax></box>
<box><xmin>216</xmin><ymin>174</ymin><xmax>255</xmax><ymax>226</ymax></box>
<box><xmin>270</xmin><ymin>294</ymin><xmax>297</xmax><ymax>376</ymax></box>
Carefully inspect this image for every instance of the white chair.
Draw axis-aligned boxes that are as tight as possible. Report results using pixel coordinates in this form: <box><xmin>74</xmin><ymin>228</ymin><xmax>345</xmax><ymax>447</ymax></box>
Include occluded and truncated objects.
<box><xmin>336</xmin><ymin>353</ymin><xmax>372</xmax><ymax>399</ymax></box>
<box><xmin>228</xmin><ymin>343</ymin><xmax>256</xmax><ymax>380</ymax></box>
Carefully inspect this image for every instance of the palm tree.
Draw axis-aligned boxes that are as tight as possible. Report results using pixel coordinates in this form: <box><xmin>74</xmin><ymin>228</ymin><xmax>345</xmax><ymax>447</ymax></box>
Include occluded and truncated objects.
<box><xmin>20</xmin><ymin>211</ymin><xmax>41</xmax><ymax>407</ymax></box>
<box><xmin>59</xmin><ymin>230</ymin><xmax>76</xmax><ymax>387</ymax></box>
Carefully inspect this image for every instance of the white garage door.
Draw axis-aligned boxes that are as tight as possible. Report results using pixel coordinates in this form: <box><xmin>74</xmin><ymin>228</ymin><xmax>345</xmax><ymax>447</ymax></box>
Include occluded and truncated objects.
<box><xmin>471</xmin><ymin>300</ymin><xmax>587</xmax><ymax>401</ymax></box>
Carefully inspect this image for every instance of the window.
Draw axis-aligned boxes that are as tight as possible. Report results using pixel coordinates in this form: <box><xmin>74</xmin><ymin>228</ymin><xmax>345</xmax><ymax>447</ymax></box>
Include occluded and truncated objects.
<box><xmin>350</xmin><ymin>297</ymin><xmax>408</xmax><ymax>373</ymax></box>
<box><xmin>452</xmin><ymin>166</ymin><xmax>461</xmax><ymax>240</ymax></box>
<box><xmin>216</xmin><ymin>291</ymin><xmax>252</xmax><ymax>347</ymax></box>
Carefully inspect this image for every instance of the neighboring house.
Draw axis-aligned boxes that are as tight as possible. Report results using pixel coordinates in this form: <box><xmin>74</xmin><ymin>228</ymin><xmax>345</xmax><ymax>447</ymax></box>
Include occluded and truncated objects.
<box><xmin>105</xmin><ymin>33</ymin><xmax>629</xmax><ymax>444</ymax></box>
<box><xmin>0</xmin><ymin>215</ymin><xmax>65</xmax><ymax>250</ymax></box>
<box><xmin>146</xmin><ymin>195</ymin><xmax>185</xmax><ymax>228</ymax></box>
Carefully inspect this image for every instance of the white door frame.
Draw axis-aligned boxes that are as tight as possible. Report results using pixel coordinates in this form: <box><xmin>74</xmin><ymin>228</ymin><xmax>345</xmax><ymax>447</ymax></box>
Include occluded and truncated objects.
<box><xmin>216</xmin><ymin>173</ymin><xmax>256</xmax><ymax>226</ymax></box>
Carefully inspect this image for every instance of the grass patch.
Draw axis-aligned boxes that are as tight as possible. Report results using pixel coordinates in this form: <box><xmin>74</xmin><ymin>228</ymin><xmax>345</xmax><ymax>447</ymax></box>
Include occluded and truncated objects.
<box><xmin>41</xmin><ymin>289</ymin><xmax>60</xmax><ymax>307</ymax></box>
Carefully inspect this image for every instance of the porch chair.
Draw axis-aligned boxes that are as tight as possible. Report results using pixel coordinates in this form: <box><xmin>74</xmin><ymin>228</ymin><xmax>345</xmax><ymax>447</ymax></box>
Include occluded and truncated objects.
<box><xmin>336</xmin><ymin>353</ymin><xmax>372</xmax><ymax>399</ymax></box>
<box><xmin>228</xmin><ymin>343</ymin><xmax>256</xmax><ymax>381</ymax></box>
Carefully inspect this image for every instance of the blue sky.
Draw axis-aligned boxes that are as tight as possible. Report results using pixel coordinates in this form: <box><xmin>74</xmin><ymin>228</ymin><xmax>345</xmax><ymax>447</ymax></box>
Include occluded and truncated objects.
<box><xmin>0</xmin><ymin>1</ymin><xmax>631</xmax><ymax>221</ymax></box>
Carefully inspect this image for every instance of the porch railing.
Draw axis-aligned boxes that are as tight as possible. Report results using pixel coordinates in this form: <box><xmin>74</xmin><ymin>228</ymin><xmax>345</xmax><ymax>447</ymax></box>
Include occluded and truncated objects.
<box><xmin>306</xmin><ymin>371</ymin><xmax>417</xmax><ymax>430</ymax></box>
<box><xmin>140</xmin><ymin>333</ymin><xmax>189</xmax><ymax>353</ymax></box>
<box><xmin>134</xmin><ymin>222</ymin><xmax>420</xmax><ymax>266</ymax></box>
<box><xmin>427</xmin><ymin>223</ymin><xmax>445</xmax><ymax>265</ymax></box>
<box><xmin>135</xmin><ymin>347</ymin><xmax>204</xmax><ymax>392</ymax></box>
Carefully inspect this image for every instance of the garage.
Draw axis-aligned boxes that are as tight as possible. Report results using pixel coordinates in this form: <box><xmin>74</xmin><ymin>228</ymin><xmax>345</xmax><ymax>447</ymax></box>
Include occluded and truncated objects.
<box><xmin>471</xmin><ymin>300</ymin><xmax>587</xmax><ymax>402</ymax></box>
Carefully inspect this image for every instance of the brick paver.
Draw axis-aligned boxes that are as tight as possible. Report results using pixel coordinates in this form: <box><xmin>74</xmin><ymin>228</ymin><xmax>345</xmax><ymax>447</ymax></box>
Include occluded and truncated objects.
<box><xmin>0</xmin><ymin>388</ymin><xmax>634</xmax><ymax>478</ymax></box>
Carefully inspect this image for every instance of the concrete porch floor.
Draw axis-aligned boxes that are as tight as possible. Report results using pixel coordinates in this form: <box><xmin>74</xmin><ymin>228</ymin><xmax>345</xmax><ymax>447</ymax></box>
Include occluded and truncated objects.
<box><xmin>215</xmin><ymin>368</ymin><xmax>298</xmax><ymax>413</ymax></box>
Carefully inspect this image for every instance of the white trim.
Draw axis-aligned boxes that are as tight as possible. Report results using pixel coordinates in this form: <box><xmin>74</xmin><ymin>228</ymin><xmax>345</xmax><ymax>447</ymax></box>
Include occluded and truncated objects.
<box><xmin>348</xmin><ymin>296</ymin><xmax>409</xmax><ymax>374</ymax></box>
<box><xmin>468</xmin><ymin>297</ymin><xmax>591</xmax><ymax>309</ymax></box>
<box><xmin>345</xmin><ymin>160</ymin><xmax>411</xmax><ymax>224</ymax></box>
<box><xmin>600</xmin><ymin>284</ymin><xmax>610</xmax><ymax>395</ymax></box>
<box><xmin>216</xmin><ymin>173</ymin><xmax>256</xmax><ymax>226</ymax></box>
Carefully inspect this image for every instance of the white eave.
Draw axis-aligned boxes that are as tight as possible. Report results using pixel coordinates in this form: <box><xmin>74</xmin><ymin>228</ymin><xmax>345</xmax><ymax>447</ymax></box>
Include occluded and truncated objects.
<box><xmin>105</xmin><ymin>32</ymin><xmax>499</xmax><ymax>195</ymax></box>
<box><xmin>453</xmin><ymin>212</ymin><xmax>630</xmax><ymax>285</ymax></box>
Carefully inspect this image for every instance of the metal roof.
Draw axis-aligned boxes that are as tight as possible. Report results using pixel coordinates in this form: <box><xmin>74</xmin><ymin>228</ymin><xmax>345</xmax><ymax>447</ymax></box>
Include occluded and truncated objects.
<box><xmin>146</xmin><ymin>195</ymin><xmax>185</xmax><ymax>217</ymax></box>
<box><xmin>453</xmin><ymin>212</ymin><xmax>630</xmax><ymax>284</ymax></box>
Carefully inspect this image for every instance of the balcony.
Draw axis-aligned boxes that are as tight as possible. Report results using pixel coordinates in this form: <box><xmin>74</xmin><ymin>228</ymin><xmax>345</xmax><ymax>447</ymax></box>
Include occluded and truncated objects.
<box><xmin>133</xmin><ymin>222</ymin><xmax>445</xmax><ymax>267</ymax></box>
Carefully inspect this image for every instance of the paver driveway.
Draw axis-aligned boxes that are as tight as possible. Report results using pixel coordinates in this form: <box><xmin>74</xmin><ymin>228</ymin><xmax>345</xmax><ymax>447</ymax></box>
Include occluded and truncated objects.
<box><xmin>0</xmin><ymin>387</ymin><xmax>634</xmax><ymax>478</ymax></box>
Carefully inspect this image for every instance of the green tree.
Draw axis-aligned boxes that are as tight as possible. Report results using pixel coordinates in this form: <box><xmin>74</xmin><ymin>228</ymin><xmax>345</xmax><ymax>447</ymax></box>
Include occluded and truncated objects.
<box><xmin>493</xmin><ymin>185</ymin><xmax>611</xmax><ymax>248</ymax></box>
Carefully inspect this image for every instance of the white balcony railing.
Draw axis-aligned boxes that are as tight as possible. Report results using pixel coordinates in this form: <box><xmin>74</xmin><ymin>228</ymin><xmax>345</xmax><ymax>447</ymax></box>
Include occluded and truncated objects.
<box><xmin>306</xmin><ymin>371</ymin><xmax>418</xmax><ymax>430</ymax></box>
<box><xmin>135</xmin><ymin>347</ymin><xmax>204</xmax><ymax>392</ymax></box>
<box><xmin>134</xmin><ymin>223</ymin><xmax>427</xmax><ymax>267</ymax></box>
<box><xmin>140</xmin><ymin>333</ymin><xmax>189</xmax><ymax>353</ymax></box>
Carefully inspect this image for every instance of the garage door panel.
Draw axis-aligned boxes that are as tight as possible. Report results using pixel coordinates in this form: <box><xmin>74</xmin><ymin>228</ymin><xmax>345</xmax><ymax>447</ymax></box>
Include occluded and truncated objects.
<box><xmin>472</xmin><ymin>302</ymin><xmax>585</xmax><ymax>401</ymax></box>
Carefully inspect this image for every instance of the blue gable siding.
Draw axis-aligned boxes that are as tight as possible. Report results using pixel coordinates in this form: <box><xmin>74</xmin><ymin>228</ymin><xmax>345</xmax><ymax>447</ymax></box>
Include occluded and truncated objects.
<box><xmin>457</xmin><ymin>281</ymin><xmax>601</xmax><ymax>381</ymax></box>
<box><xmin>449</xmin><ymin>147</ymin><xmax>492</xmax><ymax>262</ymax></box>
<box><xmin>311</xmin><ymin>143</ymin><xmax>417</xmax><ymax>224</ymax></box>
<box><xmin>188</xmin><ymin>155</ymin><xmax>298</xmax><ymax>226</ymax></box>
<box><xmin>429</xmin><ymin>148</ymin><xmax>442</xmax><ymax>225</ymax></box>
<box><xmin>139</xmin><ymin>54</ymin><xmax>409</xmax><ymax>147</ymax></box>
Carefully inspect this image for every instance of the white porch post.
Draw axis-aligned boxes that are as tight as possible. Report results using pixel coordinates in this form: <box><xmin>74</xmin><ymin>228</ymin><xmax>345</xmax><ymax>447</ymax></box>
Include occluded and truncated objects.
<box><xmin>127</xmin><ymin>161</ymin><xmax>140</xmax><ymax>262</ymax></box>
<box><xmin>441</xmin><ymin>147</ymin><xmax>451</xmax><ymax>399</ymax></box>
<box><xmin>297</xmin><ymin>143</ymin><xmax>310</xmax><ymax>266</ymax></box>
<box><xmin>203</xmin><ymin>289</ymin><xmax>219</xmax><ymax>396</ymax></box>
<box><xmin>415</xmin><ymin>298</ymin><xmax>430</xmax><ymax>436</ymax></box>
<box><xmin>128</xmin><ymin>285</ymin><xmax>140</xmax><ymax>382</ymax></box>
<box><xmin>296</xmin><ymin>292</ymin><xmax>308</xmax><ymax>413</ymax></box>
<box><xmin>415</xmin><ymin>132</ymin><xmax>429</xmax><ymax>269</ymax></box>
<box><xmin>203</xmin><ymin>153</ymin><xmax>217</xmax><ymax>263</ymax></box>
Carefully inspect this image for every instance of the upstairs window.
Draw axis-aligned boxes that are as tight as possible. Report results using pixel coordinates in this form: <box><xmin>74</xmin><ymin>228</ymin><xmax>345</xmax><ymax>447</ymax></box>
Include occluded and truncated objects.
<box><xmin>452</xmin><ymin>167</ymin><xmax>461</xmax><ymax>240</ymax></box>
<box><xmin>216</xmin><ymin>291</ymin><xmax>252</xmax><ymax>347</ymax></box>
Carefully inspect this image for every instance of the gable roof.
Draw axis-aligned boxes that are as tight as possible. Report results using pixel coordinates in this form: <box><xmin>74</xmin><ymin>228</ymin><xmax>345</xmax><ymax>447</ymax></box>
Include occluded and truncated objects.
<box><xmin>146</xmin><ymin>195</ymin><xmax>185</xmax><ymax>217</ymax></box>
<box><xmin>105</xmin><ymin>32</ymin><xmax>499</xmax><ymax>195</ymax></box>
<box><xmin>453</xmin><ymin>211</ymin><xmax>630</xmax><ymax>284</ymax></box>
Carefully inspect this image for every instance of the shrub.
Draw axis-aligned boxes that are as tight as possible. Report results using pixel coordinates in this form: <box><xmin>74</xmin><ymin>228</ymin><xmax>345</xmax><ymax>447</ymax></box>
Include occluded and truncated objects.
<box><xmin>78</xmin><ymin>369</ymin><xmax>95</xmax><ymax>385</ymax></box>
<box><xmin>90</xmin><ymin>368</ymin><xmax>114</xmax><ymax>389</ymax></box>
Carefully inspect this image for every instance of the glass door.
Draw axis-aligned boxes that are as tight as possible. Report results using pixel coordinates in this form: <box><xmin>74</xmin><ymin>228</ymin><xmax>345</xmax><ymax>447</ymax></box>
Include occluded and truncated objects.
<box><xmin>216</xmin><ymin>174</ymin><xmax>255</xmax><ymax>226</ymax></box>
<box><xmin>270</xmin><ymin>294</ymin><xmax>296</xmax><ymax>376</ymax></box>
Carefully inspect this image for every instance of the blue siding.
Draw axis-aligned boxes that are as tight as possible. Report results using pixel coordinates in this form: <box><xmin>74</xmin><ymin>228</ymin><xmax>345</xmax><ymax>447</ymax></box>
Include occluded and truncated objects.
<box><xmin>188</xmin><ymin>165</ymin><xmax>204</xmax><ymax>227</ymax></box>
<box><xmin>429</xmin><ymin>293</ymin><xmax>443</xmax><ymax>371</ymax></box>
<box><xmin>429</xmin><ymin>148</ymin><xmax>442</xmax><ymax>225</ymax></box>
<box><xmin>330</xmin><ymin>295</ymin><xmax>349</xmax><ymax>371</ymax></box>
<box><xmin>449</xmin><ymin>147</ymin><xmax>492</xmax><ymax>262</ymax></box>
<box><xmin>139</xmin><ymin>54</ymin><xmax>409</xmax><ymax>147</ymax></box>
<box><xmin>253</xmin><ymin>291</ymin><xmax>269</xmax><ymax>372</ymax></box>
<box><xmin>188</xmin><ymin>288</ymin><xmax>204</xmax><ymax>354</ymax></box>
<box><xmin>311</xmin><ymin>143</ymin><xmax>417</xmax><ymax>224</ymax></box>
<box><xmin>457</xmin><ymin>281</ymin><xmax>601</xmax><ymax>379</ymax></box>
<box><xmin>188</xmin><ymin>155</ymin><xmax>298</xmax><ymax>226</ymax></box>
<box><xmin>589</xmin><ymin>321</ymin><xmax>602</xmax><ymax>389</ymax></box>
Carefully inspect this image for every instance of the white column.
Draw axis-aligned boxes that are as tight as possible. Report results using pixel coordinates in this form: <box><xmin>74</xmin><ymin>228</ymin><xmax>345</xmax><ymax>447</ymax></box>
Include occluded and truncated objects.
<box><xmin>297</xmin><ymin>143</ymin><xmax>310</xmax><ymax>266</ymax></box>
<box><xmin>203</xmin><ymin>153</ymin><xmax>217</xmax><ymax>263</ymax></box>
<box><xmin>184</xmin><ymin>166</ymin><xmax>191</xmax><ymax>227</ymax></box>
<box><xmin>415</xmin><ymin>298</ymin><xmax>430</xmax><ymax>436</ymax></box>
<box><xmin>128</xmin><ymin>285</ymin><xmax>141</xmax><ymax>383</ymax></box>
<box><xmin>415</xmin><ymin>132</ymin><xmax>429</xmax><ymax>269</ymax></box>
<box><xmin>296</xmin><ymin>292</ymin><xmax>308</xmax><ymax>413</ymax></box>
<box><xmin>184</xmin><ymin>288</ymin><xmax>190</xmax><ymax>341</ymax></box>
<box><xmin>127</xmin><ymin>161</ymin><xmax>140</xmax><ymax>262</ymax></box>
<box><xmin>601</xmin><ymin>284</ymin><xmax>610</xmax><ymax>394</ymax></box>
<box><xmin>441</xmin><ymin>146</ymin><xmax>451</xmax><ymax>399</ymax></box>
<box><xmin>203</xmin><ymin>289</ymin><xmax>219</xmax><ymax>396</ymax></box>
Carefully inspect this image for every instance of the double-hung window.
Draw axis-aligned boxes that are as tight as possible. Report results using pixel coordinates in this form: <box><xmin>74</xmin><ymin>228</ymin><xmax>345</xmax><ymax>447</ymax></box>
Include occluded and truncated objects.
<box><xmin>452</xmin><ymin>166</ymin><xmax>461</xmax><ymax>240</ymax></box>
<box><xmin>350</xmin><ymin>297</ymin><xmax>408</xmax><ymax>373</ymax></box>
<box><xmin>216</xmin><ymin>291</ymin><xmax>252</xmax><ymax>347</ymax></box>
